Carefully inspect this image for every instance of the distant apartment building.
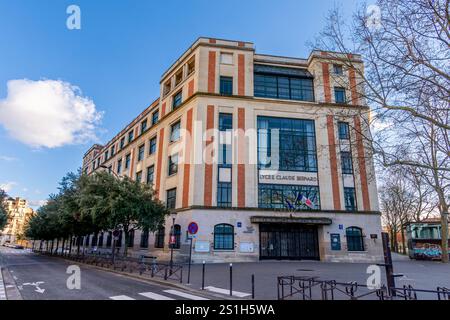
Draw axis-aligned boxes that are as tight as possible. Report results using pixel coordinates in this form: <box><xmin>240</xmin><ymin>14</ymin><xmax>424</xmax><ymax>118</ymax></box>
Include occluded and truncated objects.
<box><xmin>0</xmin><ymin>197</ymin><xmax>34</xmax><ymax>245</ymax></box>
<box><xmin>82</xmin><ymin>37</ymin><xmax>383</xmax><ymax>263</ymax></box>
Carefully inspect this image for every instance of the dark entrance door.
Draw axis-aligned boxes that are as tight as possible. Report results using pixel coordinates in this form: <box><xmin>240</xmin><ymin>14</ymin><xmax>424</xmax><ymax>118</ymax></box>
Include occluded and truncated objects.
<box><xmin>259</xmin><ymin>223</ymin><xmax>320</xmax><ymax>260</ymax></box>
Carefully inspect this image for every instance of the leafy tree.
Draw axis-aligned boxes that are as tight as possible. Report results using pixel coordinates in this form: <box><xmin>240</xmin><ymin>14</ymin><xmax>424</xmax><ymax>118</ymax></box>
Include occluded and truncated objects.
<box><xmin>0</xmin><ymin>188</ymin><xmax>9</xmax><ymax>231</ymax></box>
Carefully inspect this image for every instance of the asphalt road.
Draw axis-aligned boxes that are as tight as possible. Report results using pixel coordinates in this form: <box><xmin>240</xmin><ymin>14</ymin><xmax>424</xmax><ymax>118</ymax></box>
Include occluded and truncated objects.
<box><xmin>0</xmin><ymin>247</ymin><xmax>214</xmax><ymax>300</ymax></box>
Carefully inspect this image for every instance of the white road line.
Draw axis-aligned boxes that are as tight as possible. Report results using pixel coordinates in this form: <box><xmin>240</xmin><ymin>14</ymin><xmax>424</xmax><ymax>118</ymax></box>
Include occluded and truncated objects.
<box><xmin>109</xmin><ymin>295</ymin><xmax>135</xmax><ymax>300</ymax></box>
<box><xmin>163</xmin><ymin>289</ymin><xmax>209</xmax><ymax>300</ymax></box>
<box><xmin>139</xmin><ymin>292</ymin><xmax>174</xmax><ymax>300</ymax></box>
<box><xmin>204</xmin><ymin>286</ymin><xmax>251</xmax><ymax>298</ymax></box>
<box><xmin>0</xmin><ymin>269</ymin><xmax>6</xmax><ymax>300</ymax></box>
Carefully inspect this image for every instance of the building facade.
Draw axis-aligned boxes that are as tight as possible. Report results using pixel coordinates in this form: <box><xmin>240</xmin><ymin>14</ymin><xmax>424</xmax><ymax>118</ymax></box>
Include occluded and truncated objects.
<box><xmin>82</xmin><ymin>38</ymin><xmax>383</xmax><ymax>263</ymax></box>
<box><xmin>0</xmin><ymin>197</ymin><xmax>34</xmax><ymax>245</ymax></box>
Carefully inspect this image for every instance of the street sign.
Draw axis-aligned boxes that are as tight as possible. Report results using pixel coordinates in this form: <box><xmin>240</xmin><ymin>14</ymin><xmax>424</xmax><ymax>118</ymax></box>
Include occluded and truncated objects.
<box><xmin>188</xmin><ymin>222</ymin><xmax>199</xmax><ymax>235</ymax></box>
<box><xmin>170</xmin><ymin>235</ymin><xmax>176</xmax><ymax>245</ymax></box>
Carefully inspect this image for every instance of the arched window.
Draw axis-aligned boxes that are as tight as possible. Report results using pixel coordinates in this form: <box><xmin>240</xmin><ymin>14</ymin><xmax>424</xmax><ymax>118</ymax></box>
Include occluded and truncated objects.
<box><xmin>154</xmin><ymin>226</ymin><xmax>165</xmax><ymax>248</ymax></box>
<box><xmin>214</xmin><ymin>224</ymin><xmax>234</xmax><ymax>250</ymax></box>
<box><xmin>171</xmin><ymin>224</ymin><xmax>181</xmax><ymax>249</ymax></box>
<box><xmin>98</xmin><ymin>232</ymin><xmax>104</xmax><ymax>247</ymax></box>
<box><xmin>140</xmin><ymin>229</ymin><xmax>149</xmax><ymax>248</ymax></box>
<box><xmin>346</xmin><ymin>227</ymin><xmax>364</xmax><ymax>251</ymax></box>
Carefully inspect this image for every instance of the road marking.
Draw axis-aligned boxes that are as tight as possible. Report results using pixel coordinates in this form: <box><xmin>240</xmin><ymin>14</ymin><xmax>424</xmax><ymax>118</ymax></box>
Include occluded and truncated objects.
<box><xmin>139</xmin><ymin>291</ymin><xmax>174</xmax><ymax>300</ymax></box>
<box><xmin>204</xmin><ymin>286</ymin><xmax>251</xmax><ymax>298</ymax></box>
<box><xmin>22</xmin><ymin>282</ymin><xmax>45</xmax><ymax>293</ymax></box>
<box><xmin>0</xmin><ymin>269</ymin><xmax>6</xmax><ymax>300</ymax></box>
<box><xmin>110</xmin><ymin>295</ymin><xmax>135</xmax><ymax>300</ymax></box>
<box><xmin>163</xmin><ymin>289</ymin><xmax>209</xmax><ymax>300</ymax></box>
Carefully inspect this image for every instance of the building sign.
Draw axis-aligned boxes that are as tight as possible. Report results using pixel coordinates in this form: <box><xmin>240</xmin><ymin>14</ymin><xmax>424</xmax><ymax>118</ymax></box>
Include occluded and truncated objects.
<box><xmin>194</xmin><ymin>241</ymin><xmax>210</xmax><ymax>252</ymax></box>
<box><xmin>188</xmin><ymin>222</ymin><xmax>199</xmax><ymax>235</ymax></box>
<box><xmin>258</xmin><ymin>170</ymin><xmax>318</xmax><ymax>186</ymax></box>
<box><xmin>330</xmin><ymin>234</ymin><xmax>341</xmax><ymax>251</ymax></box>
<box><xmin>239</xmin><ymin>242</ymin><xmax>254</xmax><ymax>253</ymax></box>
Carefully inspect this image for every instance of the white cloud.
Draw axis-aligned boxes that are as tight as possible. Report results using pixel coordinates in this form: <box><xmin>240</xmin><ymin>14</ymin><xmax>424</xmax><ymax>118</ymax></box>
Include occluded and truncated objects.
<box><xmin>28</xmin><ymin>199</ymin><xmax>47</xmax><ymax>208</ymax></box>
<box><xmin>0</xmin><ymin>79</ymin><xmax>103</xmax><ymax>148</ymax></box>
<box><xmin>0</xmin><ymin>155</ymin><xmax>17</xmax><ymax>161</ymax></box>
<box><xmin>0</xmin><ymin>181</ymin><xmax>17</xmax><ymax>192</ymax></box>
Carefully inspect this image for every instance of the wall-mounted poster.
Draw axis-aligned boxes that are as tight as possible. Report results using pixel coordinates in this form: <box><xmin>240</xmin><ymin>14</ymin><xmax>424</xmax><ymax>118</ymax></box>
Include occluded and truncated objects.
<box><xmin>330</xmin><ymin>234</ymin><xmax>341</xmax><ymax>251</ymax></box>
<box><xmin>239</xmin><ymin>242</ymin><xmax>254</xmax><ymax>253</ymax></box>
<box><xmin>194</xmin><ymin>241</ymin><xmax>210</xmax><ymax>252</ymax></box>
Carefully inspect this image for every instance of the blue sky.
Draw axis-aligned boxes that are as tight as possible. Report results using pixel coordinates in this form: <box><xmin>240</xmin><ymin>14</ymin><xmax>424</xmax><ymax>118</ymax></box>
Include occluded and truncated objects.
<box><xmin>0</xmin><ymin>0</ymin><xmax>367</xmax><ymax>207</ymax></box>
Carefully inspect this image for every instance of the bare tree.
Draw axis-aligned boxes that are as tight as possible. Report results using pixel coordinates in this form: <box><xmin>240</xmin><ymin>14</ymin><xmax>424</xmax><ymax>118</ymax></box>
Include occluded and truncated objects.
<box><xmin>315</xmin><ymin>0</ymin><xmax>450</xmax><ymax>261</ymax></box>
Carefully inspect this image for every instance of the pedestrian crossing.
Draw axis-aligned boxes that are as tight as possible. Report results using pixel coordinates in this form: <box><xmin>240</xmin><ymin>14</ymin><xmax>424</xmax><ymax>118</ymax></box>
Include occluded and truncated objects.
<box><xmin>0</xmin><ymin>248</ymin><xmax>32</xmax><ymax>255</ymax></box>
<box><xmin>0</xmin><ymin>269</ymin><xmax>6</xmax><ymax>300</ymax></box>
<box><xmin>109</xmin><ymin>289</ymin><xmax>209</xmax><ymax>301</ymax></box>
<box><xmin>204</xmin><ymin>286</ymin><xmax>251</xmax><ymax>298</ymax></box>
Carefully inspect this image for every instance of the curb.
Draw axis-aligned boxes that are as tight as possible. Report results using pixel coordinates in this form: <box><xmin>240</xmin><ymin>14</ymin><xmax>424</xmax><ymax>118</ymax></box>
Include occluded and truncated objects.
<box><xmin>0</xmin><ymin>268</ymin><xmax>6</xmax><ymax>300</ymax></box>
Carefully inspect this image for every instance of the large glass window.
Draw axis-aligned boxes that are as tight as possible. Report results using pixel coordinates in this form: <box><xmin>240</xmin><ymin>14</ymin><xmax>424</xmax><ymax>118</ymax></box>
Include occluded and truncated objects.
<box><xmin>154</xmin><ymin>227</ymin><xmax>165</xmax><ymax>248</ymax></box>
<box><xmin>334</xmin><ymin>87</ymin><xmax>346</xmax><ymax>103</ymax></box>
<box><xmin>149</xmin><ymin>136</ymin><xmax>157</xmax><ymax>155</ymax></box>
<box><xmin>173</xmin><ymin>91</ymin><xmax>182</xmax><ymax>109</ymax></box>
<box><xmin>341</xmin><ymin>151</ymin><xmax>353</xmax><ymax>174</ymax></box>
<box><xmin>166</xmin><ymin>188</ymin><xmax>177</xmax><ymax>209</ymax></box>
<box><xmin>125</xmin><ymin>153</ymin><xmax>131</xmax><ymax>169</ymax></box>
<box><xmin>140</xmin><ymin>229</ymin><xmax>149</xmax><ymax>248</ymax></box>
<box><xmin>111</xmin><ymin>145</ymin><xmax>115</xmax><ymax>156</ymax></box>
<box><xmin>220</xmin><ymin>76</ymin><xmax>233</xmax><ymax>95</ymax></box>
<box><xmin>257</xmin><ymin>116</ymin><xmax>317</xmax><ymax>172</ymax></box>
<box><xmin>258</xmin><ymin>184</ymin><xmax>320</xmax><ymax>210</ymax></box>
<box><xmin>146</xmin><ymin>165</ymin><xmax>154</xmax><ymax>184</ymax></box>
<box><xmin>152</xmin><ymin>110</ymin><xmax>159</xmax><ymax>126</ymax></box>
<box><xmin>170</xmin><ymin>121</ymin><xmax>181</xmax><ymax>142</ymax></box>
<box><xmin>117</xmin><ymin>159</ymin><xmax>122</xmax><ymax>174</ymax></box>
<box><xmin>138</xmin><ymin>144</ymin><xmax>145</xmax><ymax>161</ymax></box>
<box><xmin>344</xmin><ymin>187</ymin><xmax>357</xmax><ymax>211</ymax></box>
<box><xmin>217</xmin><ymin>182</ymin><xmax>232</xmax><ymax>207</ymax></box>
<box><xmin>168</xmin><ymin>154</ymin><xmax>178</xmax><ymax>176</ymax></box>
<box><xmin>135</xmin><ymin>171</ymin><xmax>142</xmax><ymax>182</ymax></box>
<box><xmin>128</xmin><ymin>130</ymin><xmax>134</xmax><ymax>143</ymax></box>
<box><xmin>120</xmin><ymin>137</ymin><xmax>125</xmax><ymax>149</ymax></box>
<box><xmin>214</xmin><ymin>224</ymin><xmax>234</xmax><ymax>250</ymax></box>
<box><xmin>141</xmin><ymin>119</ymin><xmax>147</xmax><ymax>134</ymax></box>
<box><xmin>346</xmin><ymin>227</ymin><xmax>364</xmax><ymax>251</ymax></box>
<box><xmin>338</xmin><ymin>122</ymin><xmax>350</xmax><ymax>140</ymax></box>
<box><xmin>254</xmin><ymin>65</ymin><xmax>314</xmax><ymax>102</ymax></box>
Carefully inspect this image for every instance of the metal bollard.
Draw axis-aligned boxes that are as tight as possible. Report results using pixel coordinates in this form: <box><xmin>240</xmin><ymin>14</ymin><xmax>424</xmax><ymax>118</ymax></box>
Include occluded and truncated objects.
<box><xmin>201</xmin><ymin>261</ymin><xmax>206</xmax><ymax>290</ymax></box>
<box><xmin>252</xmin><ymin>274</ymin><xmax>255</xmax><ymax>299</ymax></box>
<box><xmin>229</xmin><ymin>263</ymin><xmax>233</xmax><ymax>296</ymax></box>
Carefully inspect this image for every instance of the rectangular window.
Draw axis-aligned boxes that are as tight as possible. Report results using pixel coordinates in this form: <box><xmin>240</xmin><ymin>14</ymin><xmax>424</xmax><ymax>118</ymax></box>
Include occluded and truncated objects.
<box><xmin>258</xmin><ymin>184</ymin><xmax>320</xmax><ymax>210</ymax></box>
<box><xmin>154</xmin><ymin>227</ymin><xmax>165</xmax><ymax>248</ymax></box>
<box><xmin>120</xmin><ymin>137</ymin><xmax>125</xmax><ymax>149</ymax></box>
<box><xmin>170</xmin><ymin>121</ymin><xmax>181</xmax><ymax>142</ymax></box>
<box><xmin>128</xmin><ymin>130</ymin><xmax>134</xmax><ymax>143</ymax></box>
<box><xmin>220</xmin><ymin>76</ymin><xmax>233</xmax><ymax>95</ymax></box>
<box><xmin>166</xmin><ymin>188</ymin><xmax>177</xmax><ymax>209</ymax></box>
<box><xmin>341</xmin><ymin>151</ymin><xmax>353</xmax><ymax>174</ymax></box>
<box><xmin>141</xmin><ymin>119</ymin><xmax>147</xmax><ymax>134</ymax></box>
<box><xmin>125</xmin><ymin>153</ymin><xmax>131</xmax><ymax>169</ymax></box>
<box><xmin>175</xmin><ymin>69</ymin><xmax>183</xmax><ymax>86</ymax></box>
<box><xmin>149</xmin><ymin>136</ymin><xmax>157</xmax><ymax>155</ymax></box>
<box><xmin>254</xmin><ymin>65</ymin><xmax>314</xmax><ymax>102</ymax></box>
<box><xmin>217</xmin><ymin>182</ymin><xmax>232</xmax><ymax>207</ymax></box>
<box><xmin>146</xmin><ymin>165</ymin><xmax>154</xmax><ymax>184</ymax></box>
<box><xmin>117</xmin><ymin>159</ymin><xmax>122</xmax><ymax>174</ymax></box>
<box><xmin>257</xmin><ymin>116</ymin><xmax>318</xmax><ymax>172</ymax></box>
<box><xmin>106</xmin><ymin>232</ymin><xmax>112</xmax><ymax>247</ymax></box>
<box><xmin>140</xmin><ymin>229</ymin><xmax>149</xmax><ymax>248</ymax></box>
<box><xmin>168</xmin><ymin>154</ymin><xmax>178</xmax><ymax>176</ymax></box>
<box><xmin>108</xmin><ymin>165</ymin><xmax>112</xmax><ymax>174</ymax></box>
<box><xmin>127</xmin><ymin>229</ymin><xmax>134</xmax><ymax>248</ymax></box>
<box><xmin>104</xmin><ymin>151</ymin><xmax>109</xmax><ymax>161</ymax></box>
<box><xmin>135</xmin><ymin>171</ymin><xmax>142</xmax><ymax>182</ymax></box>
<box><xmin>187</xmin><ymin>57</ymin><xmax>195</xmax><ymax>75</ymax></box>
<box><xmin>111</xmin><ymin>145</ymin><xmax>115</xmax><ymax>156</ymax></box>
<box><xmin>163</xmin><ymin>81</ymin><xmax>171</xmax><ymax>96</ymax></box>
<box><xmin>338</xmin><ymin>122</ymin><xmax>350</xmax><ymax>140</ymax></box>
<box><xmin>138</xmin><ymin>144</ymin><xmax>145</xmax><ymax>161</ymax></box>
<box><xmin>333</xmin><ymin>64</ymin><xmax>343</xmax><ymax>75</ymax></box>
<box><xmin>344</xmin><ymin>187</ymin><xmax>357</xmax><ymax>211</ymax></box>
<box><xmin>152</xmin><ymin>110</ymin><xmax>159</xmax><ymax>126</ymax></box>
<box><xmin>172</xmin><ymin>91</ymin><xmax>182</xmax><ymax>109</ymax></box>
<box><xmin>220</xmin><ymin>52</ymin><xmax>233</xmax><ymax>65</ymax></box>
<box><xmin>334</xmin><ymin>87</ymin><xmax>346</xmax><ymax>103</ymax></box>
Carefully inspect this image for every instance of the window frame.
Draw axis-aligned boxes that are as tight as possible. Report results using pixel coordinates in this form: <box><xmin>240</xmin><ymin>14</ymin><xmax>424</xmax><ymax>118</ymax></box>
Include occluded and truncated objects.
<box><xmin>154</xmin><ymin>226</ymin><xmax>165</xmax><ymax>248</ymax></box>
<box><xmin>346</xmin><ymin>226</ymin><xmax>365</xmax><ymax>251</ymax></box>
<box><xmin>166</xmin><ymin>188</ymin><xmax>177</xmax><ymax>209</ymax></box>
<box><xmin>220</xmin><ymin>76</ymin><xmax>233</xmax><ymax>95</ymax></box>
<box><xmin>170</xmin><ymin>121</ymin><xmax>181</xmax><ymax>142</ymax></box>
<box><xmin>149</xmin><ymin>136</ymin><xmax>157</xmax><ymax>155</ymax></box>
<box><xmin>172</xmin><ymin>90</ymin><xmax>183</xmax><ymax>110</ymax></box>
<box><xmin>213</xmin><ymin>224</ymin><xmax>235</xmax><ymax>250</ymax></box>
<box><xmin>146</xmin><ymin>165</ymin><xmax>155</xmax><ymax>184</ymax></box>
<box><xmin>334</xmin><ymin>87</ymin><xmax>347</xmax><ymax>104</ymax></box>
<box><xmin>138</xmin><ymin>144</ymin><xmax>145</xmax><ymax>162</ymax></box>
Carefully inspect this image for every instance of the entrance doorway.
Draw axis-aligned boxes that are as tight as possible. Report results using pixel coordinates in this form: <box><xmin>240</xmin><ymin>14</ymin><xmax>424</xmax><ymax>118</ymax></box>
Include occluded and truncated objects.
<box><xmin>259</xmin><ymin>223</ymin><xmax>320</xmax><ymax>260</ymax></box>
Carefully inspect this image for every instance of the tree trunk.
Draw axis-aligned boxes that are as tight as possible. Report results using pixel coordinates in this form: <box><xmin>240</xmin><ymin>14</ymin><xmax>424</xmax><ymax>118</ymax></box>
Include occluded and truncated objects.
<box><xmin>61</xmin><ymin>238</ymin><xmax>65</xmax><ymax>256</ymax></box>
<box><xmin>55</xmin><ymin>239</ymin><xmax>59</xmax><ymax>255</ymax></box>
<box><xmin>51</xmin><ymin>240</ymin><xmax>54</xmax><ymax>255</ymax></box>
<box><xmin>77</xmin><ymin>237</ymin><xmax>81</xmax><ymax>254</ymax></box>
<box><xmin>441</xmin><ymin>211</ymin><xmax>449</xmax><ymax>263</ymax></box>
<box><xmin>123</xmin><ymin>230</ymin><xmax>129</xmax><ymax>257</ymax></box>
<box><xmin>401</xmin><ymin>226</ymin><xmax>406</xmax><ymax>255</ymax></box>
<box><xmin>69</xmin><ymin>236</ymin><xmax>73</xmax><ymax>256</ymax></box>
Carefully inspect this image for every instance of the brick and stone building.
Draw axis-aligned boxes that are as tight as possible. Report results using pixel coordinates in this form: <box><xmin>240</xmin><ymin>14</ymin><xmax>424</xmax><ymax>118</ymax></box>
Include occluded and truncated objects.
<box><xmin>82</xmin><ymin>37</ymin><xmax>383</xmax><ymax>263</ymax></box>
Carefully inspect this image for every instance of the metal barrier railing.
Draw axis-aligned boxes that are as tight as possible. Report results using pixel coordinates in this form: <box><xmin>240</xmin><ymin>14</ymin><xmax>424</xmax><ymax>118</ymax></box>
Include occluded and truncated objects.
<box><xmin>277</xmin><ymin>276</ymin><xmax>450</xmax><ymax>300</ymax></box>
